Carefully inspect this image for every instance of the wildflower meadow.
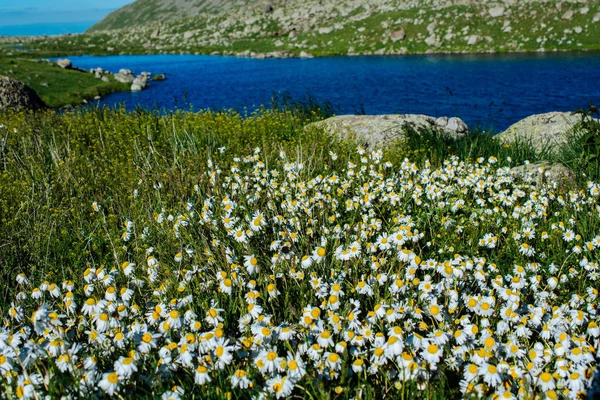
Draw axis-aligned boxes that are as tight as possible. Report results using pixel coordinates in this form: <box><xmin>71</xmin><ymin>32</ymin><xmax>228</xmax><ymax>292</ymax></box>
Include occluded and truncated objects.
<box><xmin>0</xmin><ymin>107</ymin><xmax>599</xmax><ymax>399</ymax></box>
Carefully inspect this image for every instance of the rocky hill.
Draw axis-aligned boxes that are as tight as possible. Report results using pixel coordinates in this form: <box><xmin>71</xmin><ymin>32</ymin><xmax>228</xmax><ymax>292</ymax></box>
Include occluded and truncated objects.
<box><xmin>12</xmin><ymin>0</ymin><xmax>600</xmax><ymax>57</ymax></box>
<box><xmin>89</xmin><ymin>0</ymin><xmax>253</xmax><ymax>31</ymax></box>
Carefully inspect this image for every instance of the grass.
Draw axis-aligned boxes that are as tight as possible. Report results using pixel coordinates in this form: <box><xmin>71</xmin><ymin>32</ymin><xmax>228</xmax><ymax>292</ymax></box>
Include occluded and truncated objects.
<box><xmin>1</xmin><ymin>103</ymin><xmax>599</xmax><ymax>398</ymax></box>
<box><xmin>0</xmin><ymin>57</ymin><xmax>131</xmax><ymax>108</ymax></box>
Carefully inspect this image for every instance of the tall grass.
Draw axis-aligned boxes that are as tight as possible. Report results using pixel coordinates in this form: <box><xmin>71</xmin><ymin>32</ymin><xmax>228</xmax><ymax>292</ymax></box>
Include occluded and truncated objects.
<box><xmin>0</xmin><ymin>105</ymin><xmax>341</xmax><ymax>304</ymax></box>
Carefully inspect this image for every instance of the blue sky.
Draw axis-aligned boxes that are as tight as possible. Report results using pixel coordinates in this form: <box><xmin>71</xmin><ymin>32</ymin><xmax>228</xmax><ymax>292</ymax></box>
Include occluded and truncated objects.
<box><xmin>0</xmin><ymin>0</ymin><xmax>134</xmax><ymax>26</ymax></box>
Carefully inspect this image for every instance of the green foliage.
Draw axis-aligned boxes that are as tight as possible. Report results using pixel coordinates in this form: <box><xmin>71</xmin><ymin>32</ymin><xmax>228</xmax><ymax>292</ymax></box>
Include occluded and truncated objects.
<box><xmin>558</xmin><ymin>105</ymin><xmax>600</xmax><ymax>181</ymax></box>
<box><xmin>400</xmin><ymin>125</ymin><xmax>544</xmax><ymax>168</ymax></box>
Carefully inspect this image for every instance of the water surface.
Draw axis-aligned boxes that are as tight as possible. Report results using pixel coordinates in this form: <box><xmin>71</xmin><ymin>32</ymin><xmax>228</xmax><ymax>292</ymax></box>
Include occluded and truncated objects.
<box><xmin>62</xmin><ymin>53</ymin><xmax>600</xmax><ymax>131</ymax></box>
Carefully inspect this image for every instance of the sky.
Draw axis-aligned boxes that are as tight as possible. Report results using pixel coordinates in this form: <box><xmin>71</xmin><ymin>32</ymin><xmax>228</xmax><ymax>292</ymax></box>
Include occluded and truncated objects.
<box><xmin>0</xmin><ymin>0</ymin><xmax>134</xmax><ymax>26</ymax></box>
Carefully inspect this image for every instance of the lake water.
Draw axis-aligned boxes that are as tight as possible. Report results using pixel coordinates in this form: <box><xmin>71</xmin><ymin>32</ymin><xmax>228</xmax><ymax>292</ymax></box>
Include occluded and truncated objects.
<box><xmin>62</xmin><ymin>53</ymin><xmax>600</xmax><ymax>131</ymax></box>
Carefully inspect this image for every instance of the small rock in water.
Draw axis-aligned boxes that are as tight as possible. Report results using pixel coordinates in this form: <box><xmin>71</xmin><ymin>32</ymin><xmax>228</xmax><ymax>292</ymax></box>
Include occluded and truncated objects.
<box><xmin>114</xmin><ymin>69</ymin><xmax>135</xmax><ymax>83</ymax></box>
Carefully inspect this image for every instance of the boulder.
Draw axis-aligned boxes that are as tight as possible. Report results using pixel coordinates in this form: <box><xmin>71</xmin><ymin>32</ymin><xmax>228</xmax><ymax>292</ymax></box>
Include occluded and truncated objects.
<box><xmin>510</xmin><ymin>161</ymin><xmax>575</xmax><ymax>187</ymax></box>
<box><xmin>488</xmin><ymin>6</ymin><xmax>505</xmax><ymax>18</ymax></box>
<box><xmin>56</xmin><ymin>59</ymin><xmax>72</xmax><ymax>69</ymax></box>
<box><xmin>131</xmin><ymin>75</ymin><xmax>149</xmax><ymax>92</ymax></box>
<box><xmin>494</xmin><ymin>112</ymin><xmax>584</xmax><ymax>154</ymax></box>
<box><xmin>90</xmin><ymin>67</ymin><xmax>105</xmax><ymax>79</ymax></box>
<box><xmin>131</xmin><ymin>82</ymin><xmax>144</xmax><ymax>92</ymax></box>
<box><xmin>562</xmin><ymin>10</ymin><xmax>574</xmax><ymax>21</ymax></box>
<box><xmin>437</xmin><ymin>116</ymin><xmax>469</xmax><ymax>134</ymax></box>
<box><xmin>467</xmin><ymin>35</ymin><xmax>479</xmax><ymax>45</ymax></box>
<box><xmin>0</xmin><ymin>76</ymin><xmax>46</xmax><ymax>112</ymax></box>
<box><xmin>114</xmin><ymin>69</ymin><xmax>135</xmax><ymax>83</ymax></box>
<box><xmin>390</xmin><ymin>29</ymin><xmax>406</xmax><ymax>42</ymax></box>
<box><xmin>152</xmin><ymin>73</ymin><xmax>167</xmax><ymax>81</ymax></box>
<box><xmin>307</xmin><ymin>114</ymin><xmax>470</xmax><ymax>149</ymax></box>
<box><xmin>299</xmin><ymin>51</ymin><xmax>314</xmax><ymax>58</ymax></box>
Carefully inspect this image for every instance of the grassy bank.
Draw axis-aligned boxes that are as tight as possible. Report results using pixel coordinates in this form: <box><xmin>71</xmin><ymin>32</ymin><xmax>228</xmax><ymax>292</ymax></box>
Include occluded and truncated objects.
<box><xmin>0</xmin><ymin>57</ymin><xmax>131</xmax><ymax>108</ymax></box>
<box><xmin>0</xmin><ymin>106</ymin><xmax>599</xmax><ymax>399</ymax></box>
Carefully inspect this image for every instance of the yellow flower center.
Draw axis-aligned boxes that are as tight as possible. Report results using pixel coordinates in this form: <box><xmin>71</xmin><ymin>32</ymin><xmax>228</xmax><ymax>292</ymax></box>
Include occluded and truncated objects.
<box><xmin>108</xmin><ymin>372</ymin><xmax>119</xmax><ymax>384</ymax></box>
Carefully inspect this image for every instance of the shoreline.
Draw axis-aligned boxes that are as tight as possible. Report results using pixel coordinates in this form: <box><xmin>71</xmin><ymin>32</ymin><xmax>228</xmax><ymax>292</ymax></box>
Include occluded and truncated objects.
<box><xmin>6</xmin><ymin>42</ymin><xmax>600</xmax><ymax>60</ymax></box>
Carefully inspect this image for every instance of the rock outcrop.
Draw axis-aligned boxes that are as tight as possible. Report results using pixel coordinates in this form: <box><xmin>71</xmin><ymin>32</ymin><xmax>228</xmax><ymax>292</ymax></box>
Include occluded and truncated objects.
<box><xmin>510</xmin><ymin>161</ymin><xmax>575</xmax><ymax>187</ymax></box>
<box><xmin>130</xmin><ymin>72</ymin><xmax>151</xmax><ymax>92</ymax></box>
<box><xmin>308</xmin><ymin>114</ymin><xmax>469</xmax><ymax>148</ymax></box>
<box><xmin>0</xmin><ymin>76</ymin><xmax>46</xmax><ymax>112</ymax></box>
<box><xmin>114</xmin><ymin>69</ymin><xmax>135</xmax><ymax>83</ymax></box>
<box><xmin>494</xmin><ymin>112</ymin><xmax>584</xmax><ymax>154</ymax></box>
<box><xmin>56</xmin><ymin>59</ymin><xmax>72</xmax><ymax>69</ymax></box>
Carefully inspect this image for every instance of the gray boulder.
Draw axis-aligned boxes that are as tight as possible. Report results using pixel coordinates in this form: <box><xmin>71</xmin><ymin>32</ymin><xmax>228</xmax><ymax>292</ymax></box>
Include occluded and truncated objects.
<box><xmin>495</xmin><ymin>112</ymin><xmax>584</xmax><ymax>154</ymax></box>
<box><xmin>56</xmin><ymin>59</ymin><xmax>72</xmax><ymax>69</ymax></box>
<box><xmin>131</xmin><ymin>82</ymin><xmax>144</xmax><ymax>92</ymax></box>
<box><xmin>307</xmin><ymin>114</ymin><xmax>469</xmax><ymax>149</ymax></box>
<box><xmin>488</xmin><ymin>6</ymin><xmax>505</xmax><ymax>18</ymax></box>
<box><xmin>114</xmin><ymin>69</ymin><xmax>135</xmax><ymax>83</ymax></box>
<box><xmin>510</xmin><ymin>161</ymin><xmax>575</xmax><ymax>187</ymax></box>
<box><xmin>0</xmin><ymin>76</ymin><xmax>46</xmax><ymax>112</ymax></box>
<box><xmin>131</xmin><ymin>73</ymin><xmax>151</xmax><ymax>92</ymax></box>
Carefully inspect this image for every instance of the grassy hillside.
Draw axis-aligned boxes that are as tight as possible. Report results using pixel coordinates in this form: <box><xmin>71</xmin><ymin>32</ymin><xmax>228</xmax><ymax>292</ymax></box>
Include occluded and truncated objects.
<box><xmin>8</xmin><ymin>0</ymin><xmax>600</xmax><ymax>57</ymax></box>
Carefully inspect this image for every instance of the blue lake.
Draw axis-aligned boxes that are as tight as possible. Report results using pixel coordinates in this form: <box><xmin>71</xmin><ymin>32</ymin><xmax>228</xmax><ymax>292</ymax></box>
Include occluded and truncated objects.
<box><xmin>62</xmin><ymin>53</ymin><xmax>600</xmax><ymax>131</ymax></box>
